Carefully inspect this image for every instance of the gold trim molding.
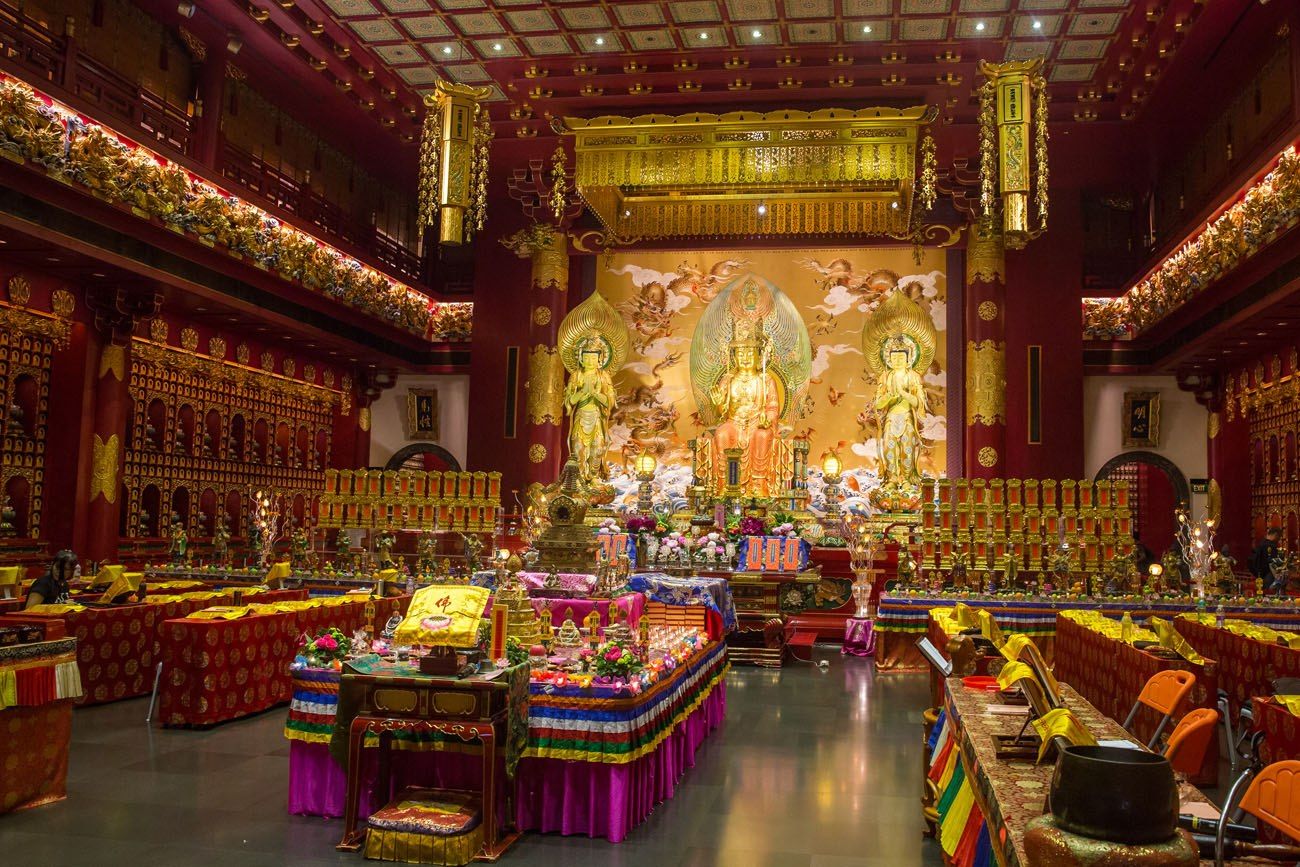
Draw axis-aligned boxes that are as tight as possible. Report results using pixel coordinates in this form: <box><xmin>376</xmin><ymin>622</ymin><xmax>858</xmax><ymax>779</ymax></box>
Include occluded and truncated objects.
<box><xmin>131</xmin><ymin>337</ymin><xmax>346</xmax><ymax>409</ymax></box>
<box><xmin>0</xmin><ymin>298</ymin><xmax>71</xmax><ymax>349</ymax></box>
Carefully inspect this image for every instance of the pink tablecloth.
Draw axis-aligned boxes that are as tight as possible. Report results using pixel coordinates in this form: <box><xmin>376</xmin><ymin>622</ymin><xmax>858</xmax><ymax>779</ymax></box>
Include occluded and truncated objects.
<box><xmin>842</xmin><ymin>617</ymin><xmax>876</xmax><ymax>657</ymax></box>
<box><xmin>287</xmin><ymin>682</ymin><xmax>725</xmax><ymax>843</ymax></box>
<box><xmin>529</xmin><ymin>593</ymin><xmax>645</xmax><ymax>630</ymax></box>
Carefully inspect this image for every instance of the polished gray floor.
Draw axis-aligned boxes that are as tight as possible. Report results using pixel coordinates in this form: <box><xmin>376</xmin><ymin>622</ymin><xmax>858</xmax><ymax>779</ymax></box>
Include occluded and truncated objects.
<box><xmin>0</xmin><ymin>647</ymin><xmax>945</xmax><ymax>866</ymax></box>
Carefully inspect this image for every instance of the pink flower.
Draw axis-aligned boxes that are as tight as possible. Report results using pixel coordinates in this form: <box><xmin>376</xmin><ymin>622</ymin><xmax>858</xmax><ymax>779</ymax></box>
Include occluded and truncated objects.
<box><xmin>604</xmin><ymin>647</ymin><xmax>623</xmax><ymax>662</ymax></box>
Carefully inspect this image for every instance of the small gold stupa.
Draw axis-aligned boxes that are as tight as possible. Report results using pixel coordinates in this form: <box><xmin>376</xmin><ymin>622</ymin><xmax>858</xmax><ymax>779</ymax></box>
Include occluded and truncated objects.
<box><xmin>533</xmin><ymin>459</ymin><xmax>600</xmax><ymax>573</ymax></box>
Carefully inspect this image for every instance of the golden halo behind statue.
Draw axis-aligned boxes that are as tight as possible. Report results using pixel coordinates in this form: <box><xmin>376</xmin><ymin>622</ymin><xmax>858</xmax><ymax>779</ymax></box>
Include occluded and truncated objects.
<box><xmin>558</xmin><ymin>291</ymin><xmax>628</xmax><ymax>373</ymax></box>
<box><xmin>861</xmin><ymin>290</ymin><xmax>937</xmax><ymax>377</ymax></box>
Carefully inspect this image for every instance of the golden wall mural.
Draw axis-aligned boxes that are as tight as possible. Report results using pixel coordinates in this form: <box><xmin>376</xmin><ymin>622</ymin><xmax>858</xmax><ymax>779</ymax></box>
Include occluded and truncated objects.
<box><xmin>594</xmin><ymin>247</ymin><xmax>947</xmax><ymax>511</ymax></box>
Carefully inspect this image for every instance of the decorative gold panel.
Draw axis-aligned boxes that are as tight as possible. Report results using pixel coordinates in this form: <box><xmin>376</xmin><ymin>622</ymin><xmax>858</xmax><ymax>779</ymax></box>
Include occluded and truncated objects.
<box><xmin>90</xmin><ymin>434</ymin><xmax>120</xmax><ymax>504</ymax></box>
<box><xmin>524</xmin><ymin>345</ymin><xmax>565</xmax><ymax>426</ymax></box>
<box><xmin>432</xmin><ymin>691</ymin><xmax>478</xmax><ymax>716</ymax></box>
<box><xmin>373</xmin><ymin>689</ymin><xmax>419</xmax><ymax>714</ymax></box>
<box><xmin>966</xmin><ymin>340</ymin><xmax>1007</xmax><ymax>425</ymax></box>
<box><xmin>557</xmin><ymin>106</ymin><xmax>936</xmax><ymax>239</ymax></box>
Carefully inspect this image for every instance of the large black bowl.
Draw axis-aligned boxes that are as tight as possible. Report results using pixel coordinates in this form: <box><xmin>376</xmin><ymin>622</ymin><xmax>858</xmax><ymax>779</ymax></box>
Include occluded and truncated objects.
<box><xmin>1049</xmin><ymin>745</ymin><xmax>1179</xmax><ymax>844</ymax></box>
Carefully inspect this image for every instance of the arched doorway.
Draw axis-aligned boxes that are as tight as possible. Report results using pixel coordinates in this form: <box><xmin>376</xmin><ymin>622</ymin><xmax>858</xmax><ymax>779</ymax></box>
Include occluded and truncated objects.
<box><xmin>1095</xmin><ymin>451</ymin><xmax>1191</xmax><ymax>558</ymax></box>
<box><xmin>384</xmin><ymin>444</ymin><xmax>462</xmax><ymax>474</ymax></box>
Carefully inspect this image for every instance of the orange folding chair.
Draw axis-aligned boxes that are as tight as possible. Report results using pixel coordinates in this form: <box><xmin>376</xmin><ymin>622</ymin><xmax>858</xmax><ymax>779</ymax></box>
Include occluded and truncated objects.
<box><xmin>1121</xmin><ymin>669</ymin><xmax>1196</xmax><ymax>749</ymax></box>
<box><xmin>1161</xmin><ymin>707</ymin><xmax>1218</xmax><ymax>775</ymax></box>
<box><xmin>1216</xmin><ymin>760</ymin><xmax>1300</xmax><ymax>865</ymax></box>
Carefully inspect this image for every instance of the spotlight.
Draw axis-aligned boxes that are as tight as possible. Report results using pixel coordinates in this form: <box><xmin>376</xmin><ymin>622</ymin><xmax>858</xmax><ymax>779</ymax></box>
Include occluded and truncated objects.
<box><xmin>442</xmin><ymin>46</ymin><xmax>453</xmax><ymax>55</ymax></box>
<box><xmin>492</xmin><ymin>43</ymin><xmax>503</xmax><ymax>51</ymax></box>
<box><xmin>699</xmin><ymin>32</ymin><xmax>709</xmax><ymax>40</ymax></box>
<box><xmin>863</xmin><ymin>24</ymin><xmax>873</xmax><ymax>34</ymax></box>
<box><xmin>757</xmin><ymin>202</ymin><xmax>767</xmax><ymax>216</ymax></box>
<box><xmin>975</xmin><ymin>21</ymin><xmax>986</xmax><ymax>31</ymax></box>
<box><xmin>752</xmin><ymin>29</ymin><xmax>761</xmax><ymax>38</ymax></box>
<box><xmin>1032</xmin><ymin>19</ymin><xmax>1043</xmax><ymax>30</ymax></box>
<box><xmin>177</xmin><ymin>1</ymin><xmax>195</xmax><ymax>17</ymax></box>
<box><xmin>226</xmin><ymin>34</ymin><xmax>243</xmax><ymax>54</ymax></box>
<box><xmin>595</xmin><ymin>37</ymin><xmax>604</xmax><ymax>45</ymax></box>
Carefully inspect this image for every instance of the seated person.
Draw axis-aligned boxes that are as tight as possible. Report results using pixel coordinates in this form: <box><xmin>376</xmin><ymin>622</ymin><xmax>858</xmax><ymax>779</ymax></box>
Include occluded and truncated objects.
<box><xmin>25</xmin><ymin>549</ymin><xmax>78</xmax><ymax>609</ymax></box>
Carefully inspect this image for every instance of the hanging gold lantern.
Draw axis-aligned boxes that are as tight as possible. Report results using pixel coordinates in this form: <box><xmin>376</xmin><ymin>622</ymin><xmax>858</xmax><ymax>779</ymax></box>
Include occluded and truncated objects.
<box><xmin>976</xmin><ymin>59</ymin><xmax>1048</xmax><ymax>249</ymax></box>
<box><xmin>417</xmin><ymin>81</ymin><xmax>493</xmax><ymax>246</ymax></box>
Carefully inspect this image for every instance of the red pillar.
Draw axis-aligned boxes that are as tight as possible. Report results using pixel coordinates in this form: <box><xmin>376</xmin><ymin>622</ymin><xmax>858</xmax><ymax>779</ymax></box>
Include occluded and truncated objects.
<box><xmin>192</xmin><ymin>55</ymin><xmax>227</xmax><ymax>168</ymax></box>
<box><xmin>964</xmin><ymin>217</ymin><xmax>1007</xmax><ymax>478</ymax></box>
<box><xmin>507</xmin><ymin>227</ymin><xmax>567</xmax><ymax>489</ymax></box>
<box><xmin>84</xmin><ymin>341</ymin><xmax>131</xmax><ymax>564</ymax></box>
<box><xmin>83</xmin><ymin>287</ymin><xmax>160</xmax><ymax>565</ymax></box>
<box><xmin>1209</xmin><ymin>396</ymin><xmax>1252</xmax><ymax>559</ymax></box>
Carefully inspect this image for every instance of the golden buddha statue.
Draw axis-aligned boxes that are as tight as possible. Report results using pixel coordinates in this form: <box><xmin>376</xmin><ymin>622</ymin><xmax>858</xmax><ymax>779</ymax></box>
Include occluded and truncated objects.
<box><xmin>860</xmin><ymin>291</ymin><xmax>937</xmax><ymax>506</ymax></box>
<box><xmin>557</xmin><ymin>292</ymin><xmax>627</xmax><ymax>488</ymax></box>
<box><xmin>875</xmin><ymin>335</ymin><xmax>927</xmax><ymax>490</ymax></box>
<box><xmin>706</xmin><ymin>320</ymin><xmax>781</xmax><ymax>496</ymax></box>
<box><xmin>691</xmin><ymin>277</ymin><xmax>810</xmax><ymax>500</ymax></box>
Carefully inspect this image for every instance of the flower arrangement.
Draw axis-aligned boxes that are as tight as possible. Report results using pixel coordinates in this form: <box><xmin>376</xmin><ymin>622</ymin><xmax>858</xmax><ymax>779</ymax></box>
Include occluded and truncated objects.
<box><xmin>625</xmin><ymin>515</ymin><xmax>658</xmax><ymax>535</ymax></box>
<box><xmin>505</xmin><ymin>636</ymin><xmax>529</xmax><ymax>667</ymax></box>
<box><xmin>594</xmin><ymin>640</ymin><xmax>643</xmax><ymax>678</ymax></box>
<box><xmin>299</xmin><ymin>627</ymin><xmax>350</xmax><ymax>667</ymax></box>
<box><xmin>771</xmin><ymin>522</ymin><xmax>799</xmax><ymax>539</ymax></box>
<box><xmin>595</xmin><ymin>517</ymin><xmax>621</xmax><ymax>535</ymax></box>
<box><xmin>693</xmin><ymin>531</ymin><xmax>727</xmax><ymax>562</ymax></box>
<box><xmin>737</xmin><ymin>516</ymin><xmax>767</xmax><ymax>537</ymax></box>
<box><xmin>659</xmin><ymin>533</ymin><xmax>690</xmax><ymax>556</ymax></box>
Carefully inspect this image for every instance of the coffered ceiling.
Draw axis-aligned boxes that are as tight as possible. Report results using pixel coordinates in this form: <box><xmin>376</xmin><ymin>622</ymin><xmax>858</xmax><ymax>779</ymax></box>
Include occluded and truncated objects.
<box><xmin>276</xmin><ymin>0</ymin><xmax>1209</xmax><ymax>135</ymax></box>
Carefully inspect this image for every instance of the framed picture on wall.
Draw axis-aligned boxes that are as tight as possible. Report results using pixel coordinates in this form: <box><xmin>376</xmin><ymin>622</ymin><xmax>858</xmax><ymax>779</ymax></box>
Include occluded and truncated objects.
<box><xmin>1122</xmin><ymin>391</ymin><xmax>1160</xmax><ymax>448</ymax></box>
<box><xmin>406</xmin><ymin>388</ymin><xmax>440</xmax><ymax>441</ymax></box>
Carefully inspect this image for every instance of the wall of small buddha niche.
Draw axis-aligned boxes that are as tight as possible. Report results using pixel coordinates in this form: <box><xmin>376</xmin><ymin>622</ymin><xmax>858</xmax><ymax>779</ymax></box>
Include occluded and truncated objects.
<box><xmin>368</xmin><ymin>374</ymin><xmax>470</xmax><ymax>472</ymax></box>
<box><xmin>1222</xmin><ymin>345</ymin><xmax>1300</xmax><ymax>551</ymax></box>
<box><xmin>0</xmin><ymin>261</ymin><xmax>367</xmax><ymax>564</ymax></box>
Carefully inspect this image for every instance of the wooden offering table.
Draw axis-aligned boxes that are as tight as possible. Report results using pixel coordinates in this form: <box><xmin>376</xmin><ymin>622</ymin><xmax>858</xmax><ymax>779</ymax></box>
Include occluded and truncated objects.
<box><xmin>334</xmin><ymin>656</ymin><xmax>528</xmax><ymax>861</ymax></box>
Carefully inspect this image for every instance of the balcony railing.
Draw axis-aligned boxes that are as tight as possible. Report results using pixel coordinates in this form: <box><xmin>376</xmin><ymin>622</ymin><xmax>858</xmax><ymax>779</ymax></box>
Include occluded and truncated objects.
<box><xmin>0</xmin><ymin>2</ymin><xmax>420</xmax><ymax>285</ymax></box>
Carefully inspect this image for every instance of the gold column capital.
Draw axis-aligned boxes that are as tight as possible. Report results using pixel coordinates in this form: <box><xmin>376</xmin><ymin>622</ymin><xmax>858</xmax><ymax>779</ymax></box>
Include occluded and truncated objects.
<box><xmin>966</xmin><ymin>217</ymin><xmax>1005</xmax><ymax>284</ymax></box>
<box><xmin>98</xmin><ymin>344</ymin><xmax>126</xmax><ymax>381</ymax></box>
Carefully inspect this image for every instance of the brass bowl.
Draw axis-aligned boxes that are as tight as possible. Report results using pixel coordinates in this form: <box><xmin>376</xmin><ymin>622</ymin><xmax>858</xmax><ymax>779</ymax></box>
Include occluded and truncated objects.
<box><xmin>1049</xmin><ymin>745</ymin><xmax>1179</xmax><ymax>844</ymax></box>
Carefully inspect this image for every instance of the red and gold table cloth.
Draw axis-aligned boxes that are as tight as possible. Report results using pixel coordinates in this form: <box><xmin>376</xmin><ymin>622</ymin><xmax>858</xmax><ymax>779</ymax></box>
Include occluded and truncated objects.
<box><xmin>1055</xmin><ymin>612</ymin><xmax>1219</xmax><ymax>785</ymax></box>
<box><xmin>1175</xmin><ymin>614</ymin><xmax>1300</xmax><ymax>716</ymax></box>
<box><xmin>18</xmin><ymin>589</ymin><xmax>310</xmax><ymax>707</ymax></box>
<box><xmin>0</xmin><ymin>637</ymin><xmax>82</xmax><ymax>814</ymax></box>
<box><xmin>158</xmin><ymin>596</ymin><xmax>407</xmax><ymax>727</ymax></box>
<box><xmin>936</xmin><ymin>679</ymin><xmax>1236</xmax><ymax>867</ymax></box>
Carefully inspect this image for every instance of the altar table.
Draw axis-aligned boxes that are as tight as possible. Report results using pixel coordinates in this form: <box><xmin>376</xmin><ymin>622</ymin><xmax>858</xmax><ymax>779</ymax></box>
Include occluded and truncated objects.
<box><xmin>933</xmin><ymin>678</ymin><xmax>1240</xmax><ymax>867</ymax></box>
<box><xmin>17</xmin><ymin>588</ymin><xmax>308</xmax><ymax>706</ymax></box>
<box><xmin>879</xmin><ymin>593</ymin><xmax>1300</xmax><ymax>671</ymax></box>
<box><xmin>285</xmin><ymin>641</ymin><xmax>728</xmax><ymax>843</ymax></box>
<box><xmin>157</xmin><ymin>596</ymin><xmax>407</xmax><ymax>727</ymax></box>
<box><xmin>0</xmin><ymin>637</ymin><xmax>82</xmax><ymax>814</ymax></box>
<box><xmin>1174</xmin><ymin>614</ymin><xmax>1300</xmax><ymax>717</ymax></box>
<box><xmin>1054</xmin><ymin>613</ymin><xmax>1219</xmax><ymax>785</ymax></box>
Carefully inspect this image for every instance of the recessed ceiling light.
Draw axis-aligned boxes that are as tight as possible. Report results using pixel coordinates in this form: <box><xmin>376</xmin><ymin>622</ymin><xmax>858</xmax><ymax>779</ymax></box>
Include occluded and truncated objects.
<box><xmin>595</xmin><ymin>37</ymin><xmax>604</xmax><ymax>45</ymax></box>
<box><xmin>441</xmin><ymin>46</ymin><xmax>452</xmax><ymax>55</ymax></box>
<box><xmin>45</xmin><ymin>256</ymin><xmax>59</xmax><ymax>263</ymax></box>
<box><xmin>890</xmin><ymin>200</ymin><xmax>899</xmax><ymax>209</ymax></box>
<box><xmin>863</xmin><ymin>24</ymin><xmax>873</xmax><ymax>34</ymax></box>
<box><xmin>975</xmin><ymin>21</ymin><xmax>986</xmax><ymax>32</ymax></box>
<box><xmin>492</xmin><ymin>43</ymin><xmax>503</xmax><ymax>51</ymax></box>
<box><xmin>1032</xmin><ymin>19</ymin><xmax>1042</xmax><ymax>30</ymax></box>
<box><xmin>699</xmin><ymin>32</ymin><xmax>709</xmax><ymax>40</ymax></box>
<box><xmin>1240</xmin><ymin>340</ymin><xmax>1249</xmax><ymax>345</ymax></box>
<box><xmin>752</xmin><ymin>29</ymin><xmax>761</xmax><ymax>38</ymax></box>
<box><xmin>1258</xmin><ymin>332</ymin><xmax>1268</xmax><ymax>337</ymax></box>
<box><xmin>757</xmin><ymin>203</ymin><xmax>767</xmax><ymax>216</ymax></box>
